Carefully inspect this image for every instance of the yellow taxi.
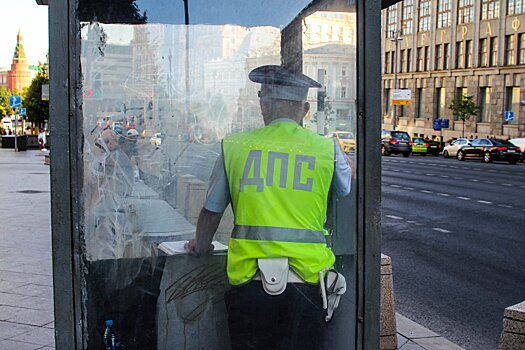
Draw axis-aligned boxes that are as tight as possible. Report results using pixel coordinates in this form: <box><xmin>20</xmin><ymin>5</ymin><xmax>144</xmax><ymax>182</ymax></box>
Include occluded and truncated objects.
<box><xmin>330</xmin><ymin>131</ymin><xmax>356</xmax><ymax>153</ymax></box>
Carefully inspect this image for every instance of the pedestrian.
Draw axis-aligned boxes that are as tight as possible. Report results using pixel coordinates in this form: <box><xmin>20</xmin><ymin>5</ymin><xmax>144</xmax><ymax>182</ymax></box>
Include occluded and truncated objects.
<box><xmin>185</xmin><ymin>65</ymin><xmax>353</xmax><ymax>349</ymax></box>
<box><xmin>38</xmin><ymin>128</ymin><xmax>47</xmax><ymax>151</ymax></box>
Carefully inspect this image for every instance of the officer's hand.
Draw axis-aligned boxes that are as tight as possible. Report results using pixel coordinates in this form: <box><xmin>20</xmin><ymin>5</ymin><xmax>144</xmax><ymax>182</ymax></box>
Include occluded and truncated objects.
<box><xmin>185</xmin><ymin>239</ymin><xmax>213</xmax><ymax>256</ymax></box>
<box><xmin>344</xmin><ymin>154</ymin><xmax>356</xmax><ymax>179</ymax></box>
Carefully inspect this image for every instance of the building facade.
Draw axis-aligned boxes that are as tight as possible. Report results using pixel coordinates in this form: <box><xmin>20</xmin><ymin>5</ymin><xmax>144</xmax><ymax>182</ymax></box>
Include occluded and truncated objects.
<box><xmin>382</xmin><ymin>0</ymin><xmax>525</xmax><ymax>140</ymax></box>
<box><xmin>6</xmin><ymin>31</ymin><xmax>33</xmax><ymax>92</ymax></box>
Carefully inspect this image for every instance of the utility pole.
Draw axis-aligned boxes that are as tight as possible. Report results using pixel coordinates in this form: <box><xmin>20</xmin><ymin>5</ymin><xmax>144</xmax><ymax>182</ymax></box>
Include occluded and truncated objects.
<box><xmin>391</xmin><ymin>30</ymin><xmax>403</xmax><ymax>131</ymax></box>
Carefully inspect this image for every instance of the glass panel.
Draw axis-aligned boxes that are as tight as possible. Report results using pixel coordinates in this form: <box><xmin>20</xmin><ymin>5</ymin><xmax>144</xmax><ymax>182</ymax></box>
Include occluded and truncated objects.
<box><xmin>80</xmin><ymin>1</ymin><xmax>358</xmax><ymax>349</ymax></box>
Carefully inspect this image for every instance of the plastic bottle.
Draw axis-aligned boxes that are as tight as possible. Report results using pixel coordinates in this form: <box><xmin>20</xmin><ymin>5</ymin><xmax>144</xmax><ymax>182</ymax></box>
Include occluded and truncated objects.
<box><xmin>103</xmin><ymin>319</ymin><xmax>118</xmax><ymax>350</ymax></box>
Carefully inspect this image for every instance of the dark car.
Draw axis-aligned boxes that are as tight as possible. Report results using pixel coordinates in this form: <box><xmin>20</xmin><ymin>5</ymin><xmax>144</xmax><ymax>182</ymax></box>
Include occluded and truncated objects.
<box><xmin>426</xmin><ymin>140</ymin><xmax>442</xmax><ymax>156</ymax></box>
<box><xmin>381</xmin><ymin>130</ymin><xmax>412</xmax><ymax>157</ymax></box>
<box><xmin>457</xmin><ymin>138</ymin><xmax>521</xmax><ymax>164</ymax></box>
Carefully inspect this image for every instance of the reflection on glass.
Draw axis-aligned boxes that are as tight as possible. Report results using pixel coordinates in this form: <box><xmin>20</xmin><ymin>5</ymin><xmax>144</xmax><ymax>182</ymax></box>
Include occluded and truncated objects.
<box><xmin>80</xmin><ymin>3</ymin><xmax>357</xmax><ymax>348</ymax></box>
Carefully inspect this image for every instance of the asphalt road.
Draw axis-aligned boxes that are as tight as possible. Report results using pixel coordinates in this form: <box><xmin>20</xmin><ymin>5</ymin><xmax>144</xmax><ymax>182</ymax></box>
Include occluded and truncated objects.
<box><xmin>381</xmin><ymin>154</ymin><xmax>525</xmax><ymax>350</ymax></box>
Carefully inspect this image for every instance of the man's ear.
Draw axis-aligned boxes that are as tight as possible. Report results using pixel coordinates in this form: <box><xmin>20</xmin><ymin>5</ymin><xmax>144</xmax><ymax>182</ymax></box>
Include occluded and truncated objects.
<box><xmin>303</xmin><ymin>101</ymin><xmax>310</xmax><ymax>114</ymax></box>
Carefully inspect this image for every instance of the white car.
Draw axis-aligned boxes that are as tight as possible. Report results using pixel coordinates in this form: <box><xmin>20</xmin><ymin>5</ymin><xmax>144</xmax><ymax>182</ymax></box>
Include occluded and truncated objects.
<box><xmin>509</xmin><ymin>137</ymin><xmax>525</xmax><ymax>162</ymax></box>
<box><xmin>443</xmin><ymin>138</ymin><xmax>471</xmax><ymax>158</ymax></box>
<box><xmin>150</xmin><ymin>133</ymin><xmax>162</xmax><ymax>147</ymax></box>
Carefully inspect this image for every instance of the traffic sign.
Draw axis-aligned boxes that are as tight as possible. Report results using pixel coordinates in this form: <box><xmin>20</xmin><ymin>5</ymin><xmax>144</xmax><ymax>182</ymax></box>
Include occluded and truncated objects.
<box><xmin>504</xmin><ymin>111</ymin><xmax>514</xmax><ymax>122</ymax></box>
<box><xmin>433</xmin><ymin>119</ymin><xmax>442</xmax><ymax>131</ymax></box>
<box><xmin>441</xmin><ymin>119</ymin><xmax>449</xmax><ymax>128</ymax></box>
<box><xmin>19</xmin><ymin>108</ymin><xmax>26</xmax><ymax>115</ymax></box>
<box><xmin>392</xmin><ymin>89</ymin><xmax>412</xmax><ymax>105</ymax></box>
<box><xmin>9</xmin><ymin>96</ymin><xmax>21</xmax><ymax>108</ymax></box>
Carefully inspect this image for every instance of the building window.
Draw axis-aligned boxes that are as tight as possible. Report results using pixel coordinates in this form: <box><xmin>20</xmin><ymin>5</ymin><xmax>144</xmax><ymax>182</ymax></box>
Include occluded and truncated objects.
<box><xmin>519</xmin><ymin>33</ymin><xmax>525</xmax><ymax>64</ymax></box>
<box><xmin>419</xmin><ymin>0</ymin><xmax>431</xmax><ymax>31</ymax></box>
<box><xmin>436</xmin><ymin>88</ymin><xmax>447</xmax><ymax>119</ymax></box>
<box><xmin>506</xmin><ymin>87</ymin><xmax>520</xmax><ymax>122</ymax></box>
<box><xmin>387</xmin><ymin>5</ymin><xmax>399</xmax><ymax>38</ymax></box>
<box><xmin>417</xmin><ymin>88</ymin><xmax>425</xmax><ymax>118</ymax></box>
<box><xmin>506</xmin><ymin>35</ymin><xmax>516</xmax><ymax>65</ymax></box>
<box><xmin>342</xmin><ymin>66</ymin><xmax>347</xmax><ymax>76</ymax></box>
<box><xmin>417</xmin><ymin>47</ymin><xmax>424</xmax><ymax>71</ymax></box>
<box><xmin>424</xmin><ymin>46</ymin><xmax>430</xmax><ymax>70</ymax></box>
<box><xmin>456</xmin><ymin>41</ymin><xmax>465</xmax><ymax>68</ymax></box>
<box><xmin>455</xmin><ymin>88</ymin><xmax>468</xmax><ymax>120</ymax></box>
<box><xmin>480</xmin><ymin>38</ymin><xmax>489</xmax><ymax>67</ymax></box>
<box><xmin>435</xmin><ymin>44</ymin><xmax>442</xmax><ymax>70</ymax></box>
<box><xmin>385</xmin><ymin>88</ymin><xmax>392</xmax><ymax>115</ymax></box>
<box><xmin>458</xmin><ymin>0</ymin><xmax>474</xmax><ymax>24</ymax></box>
<box><xmin>407</xmin><ymin>48</ymin><xmax>412</xmax><ymax>71</ymax></box>
<box><xmin>508</xmin><ymin>0</ymin><xmax>525</xmax><ymax>15</ymax></box>
<box><xmin>400</xmin><ymin>49</ymin><xmax>406</xmax><ymax>73</ymax></box>
<box><xmin>437</xmin><ymin>0</ymin><xmax>452</xmax><ymax>28</ymax></box>
<box><xmin>385</xmin><ymin>52</ymin><xmax>391</xmax><ymax>74</ymax></box>
<box><xmin>480</xmin><ymin>87</ymin><xmax>492</xmax><ymax>122</ymax></box>
<box><xmin>466</xmin><ymin>40</ymin><xmax>473</xmax><ymax>67</ymax></box>
<box><xmin>443</xmin><ymin>43</ymin><xmax>450</xmax><ymax>69</ymax></box>
<box><xmin>481</xmin><ymin>0</ymin><xmax>500</xmax><ymax>20</ymax></box>
<box><xmin>341</xmin><ymin>87</ymin><xmax>347</xmax><ymax>98</ymax></box>
<box><xmin>391</xmin><ymin>51</ymin><xmax>396</xmax><ymax>73</ymax></box>
<box><xmin>402</xmin><ymin>0</ymin><xmax>414</xmax><ymax>35</ymax></box>
<box><xmin>490</xmin><ymin>37</ymin><xmax>498</xmax><ymax>66</ymax></box>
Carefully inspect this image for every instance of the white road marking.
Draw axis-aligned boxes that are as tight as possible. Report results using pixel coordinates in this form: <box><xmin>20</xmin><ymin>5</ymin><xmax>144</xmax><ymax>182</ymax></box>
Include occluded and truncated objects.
<box><xmin>498</xmin><ymin>204</ymin><xmax>513</xmax><ymax>208</ymax></box>
<box><xmin>502</xmin><ymin>184</ymin><xmax>512</xmax><ymax>187</ymax></box>
<box><xmin>433</xmin><ymin>228</ymin><xmax>451</xmax><ymax>233</ymax></box>
<box><xmin>477</xmin><ymin>200</ymin><xmax>492</xmax><ymax>204</ymax></box>
<box><xmin>440</xmin><ymin>175</ymin><xmax>450</xmax><ymax>178</ymax></box>
<box><xmin>421</xmin><ymin>190</ymin><xmax>434</xmax><ymax>194</ymax></box>
<box><xmin>454</xmin><ymin>177</ymin><xmax>463</xmax><ymax>180</ymax></box>
<box><xmin>406</xmin><ymin>220</ymin><xmax>421</xmax><ymax>225</ymax></box>
<box><xmin>457</xmin><ymin>197</ymin><xmax>471</xmax><ymax>200</ymax></box>
<box><xmin>437</xmin><ymin>193</ymin><xmax>450</xmax><ymax>197</ymax></box>
<box><xmin>386</xmin><ymin>215</ymin><xmax>404</xmax><ymax>220</ymax></box>
<box><xmin>426</xmin><ymin>173</ymin><xmax>435</xmax><ymax>176</ymax></box>
<box><xmin>484</xmin><ymin>181</ymin><xmax>494</xmax><ymax>184</ymax></box>
<box><xmin>404</xmin><ymin>187</ymin><xmax>415</xmax><ymax>190</ymax></box>
<box><xmin>403</xmin><ymin>170</ymin><xmax>411</xmax><ymax>173</ymax></box>
<box><xmin>391</xmin><ymin>185</ymin><xmax>401</xmax><ymax>188</ymax></box>
<box><xmin>471</xmin><ymin>179</ymin><xmax>479</xmax><ymax>182</ymax></box>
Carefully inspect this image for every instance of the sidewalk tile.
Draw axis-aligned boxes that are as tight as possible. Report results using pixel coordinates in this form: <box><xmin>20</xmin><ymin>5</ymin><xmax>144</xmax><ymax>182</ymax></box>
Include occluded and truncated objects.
<box><xmin>396</xmin><ymin>313</ymin><xmax>439</xmax><ymax>339</ymax></box>
<box><xmin>0</xmin><ymin>321</ymin><xmax>36</xmax><ymax>339</ymax></box>
<box><xmin>8</xmin><ymin>327</ymin><xmax>54</xmax><ymax>346</ymax></box>
<box><xmin>415</xmin><ymin>336</ymin><xmax>466</xmax><ymax>350</ymax></box>
<box><xmin>0</xmin><ymin>339</ymin><xmax>42</xmax><ymax>350</ymax></box>
<box><xmin>398</xmin><ymin>340</ymin><xmax>427</xmax><ymax>350</ymax></box>
<box><xmin>6</xmin><ymin>309</ymin><xmax>54</xmax><ymax>327</ymax></box>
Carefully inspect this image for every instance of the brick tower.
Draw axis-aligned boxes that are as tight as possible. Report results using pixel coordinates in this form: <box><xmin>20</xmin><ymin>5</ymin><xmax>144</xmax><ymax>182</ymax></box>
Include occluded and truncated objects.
<box><xmin>7</xmin><ymin>30</ymin><xmax>32</xmax><ymax>92</ymax></box>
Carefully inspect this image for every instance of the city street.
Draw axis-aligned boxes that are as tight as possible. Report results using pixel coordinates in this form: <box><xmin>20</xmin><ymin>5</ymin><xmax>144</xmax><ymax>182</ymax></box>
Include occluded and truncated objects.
<box><xmin>381</xmin><ymin>154</ymin><xmax>525</xmax><ymax>350</ymax></box>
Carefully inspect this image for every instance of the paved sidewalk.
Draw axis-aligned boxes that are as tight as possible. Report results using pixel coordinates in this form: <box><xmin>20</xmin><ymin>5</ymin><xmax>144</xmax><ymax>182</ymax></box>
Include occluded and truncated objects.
<box><xmin>0</xmin><ymin>148</ymin><xmax>466</xmax><ymax>350</ymax></box>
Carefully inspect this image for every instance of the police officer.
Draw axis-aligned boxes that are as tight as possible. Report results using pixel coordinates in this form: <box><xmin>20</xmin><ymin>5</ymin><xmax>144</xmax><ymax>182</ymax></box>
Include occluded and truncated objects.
<box><xmin>186</xmin><ymin>65</ymin><xmax>352</xmax><ymax>349</ymax></box>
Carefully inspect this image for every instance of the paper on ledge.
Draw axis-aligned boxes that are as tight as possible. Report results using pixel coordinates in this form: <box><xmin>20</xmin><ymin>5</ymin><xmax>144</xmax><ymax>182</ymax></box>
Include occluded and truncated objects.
<box><xmin>158</xmin><ymin>240</ymin><xmax>228</xmax><ymax>255</ymax></box>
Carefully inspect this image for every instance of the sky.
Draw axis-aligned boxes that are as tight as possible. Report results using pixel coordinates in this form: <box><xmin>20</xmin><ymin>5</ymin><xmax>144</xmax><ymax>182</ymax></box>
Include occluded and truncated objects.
<box><xmin>0</xmin><ymin>0</ymin><xmax>48</xmax><ymax>68</ymax></box>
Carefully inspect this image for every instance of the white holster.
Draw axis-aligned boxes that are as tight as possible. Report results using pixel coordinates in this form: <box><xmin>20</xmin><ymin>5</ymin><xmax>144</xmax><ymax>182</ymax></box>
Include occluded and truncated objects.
<box><xmin>256</xmin><ymin>257</ymin><xmax>290</xmax><ymax>295</ymax></box>
<box><xmin>320</xmin><ymin>270</ymin><xmax>347</xmax><ymax>322</ymax></box>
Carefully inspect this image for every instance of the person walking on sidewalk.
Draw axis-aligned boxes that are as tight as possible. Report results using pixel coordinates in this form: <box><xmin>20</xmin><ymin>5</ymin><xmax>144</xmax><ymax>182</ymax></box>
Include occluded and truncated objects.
<box><xmin>38</xmin><ymin>128</ymin><xmax>47</xmax><ymax>151</ymax></box>
<box><xmin>185</xmin><ymin>65</ymin><xmax>353</xmax><ymax>349</ymax></box>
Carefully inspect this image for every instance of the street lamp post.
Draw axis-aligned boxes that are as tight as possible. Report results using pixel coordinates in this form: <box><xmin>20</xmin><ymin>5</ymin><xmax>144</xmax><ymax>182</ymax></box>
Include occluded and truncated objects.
<box><xmin>391</xmin><ymin>30</ymin><xmax>403</xmax><ymax>131</ymax></box>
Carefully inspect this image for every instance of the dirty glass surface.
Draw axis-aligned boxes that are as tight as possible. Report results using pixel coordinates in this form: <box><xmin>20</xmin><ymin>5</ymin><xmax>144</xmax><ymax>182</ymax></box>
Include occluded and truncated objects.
<box><xmin>80</xmin><ymin>0</ymin><xmax>357</xmax><ymax>348</ymax></box>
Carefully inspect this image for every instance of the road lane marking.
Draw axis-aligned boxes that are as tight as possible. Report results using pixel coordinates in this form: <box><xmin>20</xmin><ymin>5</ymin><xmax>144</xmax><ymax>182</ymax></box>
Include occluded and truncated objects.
<box><xmin>502</xmin><ymin>184</ymin><xmax>512</xmax><ymax>187</ymax></box>
<box><xmin>433</xmin><ymin>228</ymin><xmax>451</xmax><ymax>233</ymax></box>
<box><xmin>391</xmin><ymin>185</ymin><xmax>401</xmax><ymax>188</ymax></box>
<box><xmin>457</xmin><ymin>197</ymin><xmax>471</xmax><ymax>200</ymax></box>
<box><xmin>421</xmin><ymin>190</ymin><xmax>434</xmax><ymax>194</ymax></box>
<box><xmin>498</xmin><ymin>204</ymin><xmax>513</xmax><ymax>208</ymax></box>
<box><xmin>404</xmin><ymin>187</ymin><xmax>415</xmax><ymax>190</ymax></box>
<box><xmin>440</xmin><ymin>175</ymin><xmax>450</xmax><ymax>178</ymax></box>
<box><xmin>477</xmin><ymin>200</ymin><xmax>492</xmax><ymax>204</ymax></box>
<box><xmin>406</xmin><ymin>220</ymin><xmax>422</xmax><ymax>225</ymax></box>
<box><xmin>386</xmin><ymin>215</ymin><xmax>404</xmax><ymax>220</ymax></box>
<box><xmin>484</xmin><ymin>181</ymin><xmax>494</xmax><ymax>184</ymax></box>
<box><xmin>425</xmin><ymin>173</ymin><xmax>435</xmax><ymax>176</ymax></box>
<box><xmin>437</xmin><ymin>193</ymin><xmax>450</xmax><ymax>197</ymax></box>
<box><xmin>471</xmin><ymin>179</ymin><xmax>479</xmax><ymax>182</ymax></box>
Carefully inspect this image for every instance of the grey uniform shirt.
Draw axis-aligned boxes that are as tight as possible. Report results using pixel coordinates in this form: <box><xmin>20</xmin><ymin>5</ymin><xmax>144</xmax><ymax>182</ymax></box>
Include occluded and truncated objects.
<box><xmin>204</xmin><ymin>119</ymin><xmax>353</xmax><ymax>213</ymax></box>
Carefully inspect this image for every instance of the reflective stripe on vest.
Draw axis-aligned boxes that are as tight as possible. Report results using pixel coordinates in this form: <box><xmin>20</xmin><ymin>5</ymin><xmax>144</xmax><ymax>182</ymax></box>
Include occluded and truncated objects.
<box><xmin>232</xmin><ymin>225</ymin><xmax>326</xmax><ymax>244</ymax></box>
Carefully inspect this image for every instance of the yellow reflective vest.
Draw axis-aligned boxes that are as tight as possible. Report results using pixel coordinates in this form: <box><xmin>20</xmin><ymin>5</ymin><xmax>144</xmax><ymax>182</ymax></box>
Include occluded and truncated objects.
<box><xmin>222</xmin><ymin>120</ymin><xmax>335</xmax><ymax>285</ymax></box>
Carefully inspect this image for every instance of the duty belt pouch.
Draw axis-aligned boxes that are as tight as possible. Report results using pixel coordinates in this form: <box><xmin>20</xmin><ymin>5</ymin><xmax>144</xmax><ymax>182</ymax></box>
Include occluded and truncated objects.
<box><xmin>257</xmin><ymin>258</ymin><xmax>289</xmax><ymax>296</ymax></box>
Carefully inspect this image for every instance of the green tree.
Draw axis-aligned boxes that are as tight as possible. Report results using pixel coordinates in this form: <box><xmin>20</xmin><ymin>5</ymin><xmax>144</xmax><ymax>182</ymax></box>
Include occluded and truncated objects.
<box><xmin>23</xmin><ymin>67</ymin><xmax>49</xmax><ymax>128</ymax></box>
<box><xmin>449</xmin><ymin>94</ymin><xmax>480</xmax><ymax>137</ymax></box>
<box><xmin>0</xmin><ymin>86</ymin><xmax>15</xmax><ymax>118</ymax></box>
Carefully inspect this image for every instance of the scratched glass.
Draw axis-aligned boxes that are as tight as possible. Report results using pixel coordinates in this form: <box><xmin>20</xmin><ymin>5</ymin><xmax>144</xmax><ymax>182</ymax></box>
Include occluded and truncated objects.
<box><xmin>80</xmin><ymin>0</ymin><xmax>357</xmax><ymax>348</ymax></box>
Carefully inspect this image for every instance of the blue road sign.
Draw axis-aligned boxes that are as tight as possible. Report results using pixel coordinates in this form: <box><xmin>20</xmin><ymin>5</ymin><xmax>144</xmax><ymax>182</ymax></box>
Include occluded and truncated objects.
<box><xmin>504</xmin><ymin>111</ymin><xmax>514</xmax><ymax>122</ymax></box>
<box><xmin>9</xmin><ymin>95</ymin><xmax>21</xmax><ymax>108</ymax></box>
<box><xmin>19</xmin><ymin>108</ymin><xmax>26</xmax><ymax>115</ymax></box>
<box><xmin>441</xmin><ymin>119</ymin><xmax>449</xmax><ymax>128</ymax></box>
<box><xmin>433</xmin><ymin>119</ymin><xmax>442</xmax><ymax>131</ymax></box>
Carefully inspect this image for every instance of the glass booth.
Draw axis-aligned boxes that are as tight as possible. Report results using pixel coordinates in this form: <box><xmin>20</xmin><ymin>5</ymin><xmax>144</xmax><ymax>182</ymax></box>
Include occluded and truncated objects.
<box><xmin>48</xmin><ymin>0</ymin><xmax>383</xmax><ymax>348</ymax></box>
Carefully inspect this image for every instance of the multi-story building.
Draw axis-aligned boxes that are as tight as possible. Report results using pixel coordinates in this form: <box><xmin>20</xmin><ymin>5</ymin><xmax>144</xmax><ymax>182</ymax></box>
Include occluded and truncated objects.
<box><xmin>382</xmin><ymin>0</ymin><xmax>525</xmax><ymax>140</ymax></box>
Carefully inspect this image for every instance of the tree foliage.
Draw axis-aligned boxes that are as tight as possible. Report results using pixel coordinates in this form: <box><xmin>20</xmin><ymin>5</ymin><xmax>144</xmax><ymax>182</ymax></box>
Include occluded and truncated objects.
<box><xmin>0</xmin><ymin>86</ymin><xmax>16</xmax><ymax>117</ymax></box>
<box><xmin>449</xmin><ymin>95</ymin><xmax>480</xmax><ymax>137</ymax></box>
<box><xmin>23</xmin><ymin>67</ymin><xmax>49</xmax><ymax>127</ymax></box>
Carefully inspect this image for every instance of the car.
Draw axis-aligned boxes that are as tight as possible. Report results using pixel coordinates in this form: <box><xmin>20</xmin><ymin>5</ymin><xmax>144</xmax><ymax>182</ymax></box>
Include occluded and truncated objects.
<box><xmin>425</xmin><ymin>140</ymin><xmax>442</xmax><ymax>156</ymax></box>
<box><xmin>330</xmin><ymin>131</ymin><xmax>355</xmax><ymax>153</ymax></box>
<box><xmin>457</xmin><ymin>138</ymin><xmax>521</xmax><ymax>164</ymax></box>
<box><xmin>150</xmin><ymin>132</ymin><xmax>163</xmax><ymax>147</ymax></box>
<box><xmin>411</xmin><ymin>137</ymin><xmax>427</xmax><ymax>156</ymax></box>
<box><xmin>443</xmin><ymin>138</ymin><xmax>471</xmax><ymax>158</ymax></box>
<box><xmin>508</xmin><ymin>137</ymin><xmax>525</xmax><ymax>162</ymax></box>
<box><xmin>381</xmin><ymin>130</ymin><xmax>412</xmax><ymax>157</ymax></box>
